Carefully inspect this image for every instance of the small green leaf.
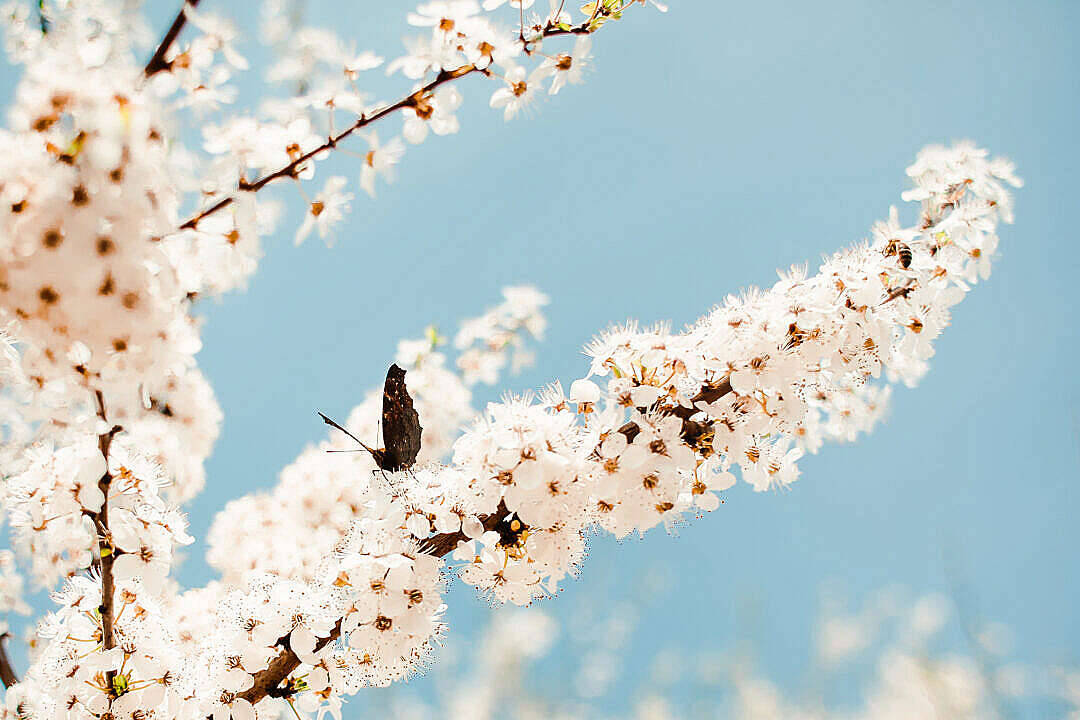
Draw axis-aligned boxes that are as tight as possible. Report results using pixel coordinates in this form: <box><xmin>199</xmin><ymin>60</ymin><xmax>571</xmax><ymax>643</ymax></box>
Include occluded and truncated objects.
<box><xmin>424</xmin><ymin>324</ymin><xmax>445</xmax><ymax>349</ymax></box>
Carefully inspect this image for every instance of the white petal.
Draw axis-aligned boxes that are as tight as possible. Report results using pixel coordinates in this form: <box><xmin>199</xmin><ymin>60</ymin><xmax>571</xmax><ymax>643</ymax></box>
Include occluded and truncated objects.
<box><xmin>569</xmin><ymin>378</ymin><xmax>600</xmax><ymax>403</ymax></box>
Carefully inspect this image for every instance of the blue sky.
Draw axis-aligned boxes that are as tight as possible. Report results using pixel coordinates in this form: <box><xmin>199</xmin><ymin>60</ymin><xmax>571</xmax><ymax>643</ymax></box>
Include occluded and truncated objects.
<box><xmin>5</xmin><ymin>0</ymin><xmax>1079</xmax><ymax>715</ymax></box>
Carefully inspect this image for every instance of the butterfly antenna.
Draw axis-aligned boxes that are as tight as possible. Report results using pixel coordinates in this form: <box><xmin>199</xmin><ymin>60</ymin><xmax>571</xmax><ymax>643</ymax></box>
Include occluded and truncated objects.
<box><xmin>318</xmin><ymin>411</ymin><xmax>377</xmax><ymax>454</ymax></box>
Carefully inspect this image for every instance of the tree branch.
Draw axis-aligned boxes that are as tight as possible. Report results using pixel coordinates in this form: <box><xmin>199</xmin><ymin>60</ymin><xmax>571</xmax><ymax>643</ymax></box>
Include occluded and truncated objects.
<box><xmin>237</xmin><ymin>622</ymin><xmax>338</xmax><ymax>705</ymax></box>
<box><xmin>92</xmin><ymin>391</ymin><xmax>122</xmax><ymax>655</ymax></box>
<box><xmin>144</xmin><ymin>0</ymin><xmax>202</xmax><ymax>77</ymax></box>
<box><xmin>178</xmin><ymin>8</ymin><xmax>632</xmax><ymax>232</ymax></box>
<box><xmin>617</xmin><ymin>377</ymin><xmax>734</xmax><ymax>443</ymax></box>
<box><xmin>180</xmin><ymin>64</ymin><xmax>477</xmax><ymax>231</ymax></box>
<box><xmin>0</xmin><ymin>633</ymin><xmax>18</xmax><ymax>688</ymax></box>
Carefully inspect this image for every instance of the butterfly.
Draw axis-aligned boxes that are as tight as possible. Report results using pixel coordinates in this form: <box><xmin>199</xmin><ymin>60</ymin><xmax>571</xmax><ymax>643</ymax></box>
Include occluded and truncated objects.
<box><xmin>318</xmin><ymin>363</ymin><xmax>423</xmax><ymax>471</ymax></box>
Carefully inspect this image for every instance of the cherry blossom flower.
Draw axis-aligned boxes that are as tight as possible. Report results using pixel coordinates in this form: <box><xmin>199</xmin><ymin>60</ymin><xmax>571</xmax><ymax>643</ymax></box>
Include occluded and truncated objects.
<box><xmin>359</xmin><ymin>132</ymin><xmax>406</xmax><ymax>197</ymax></box>
<box><xmin>407</xmin><ymin>1</ymin><xmax>482</xmax><ymax>31</ymax></box>
<box><xmin>490</xmin><ymin>65</ymin><xmax>540</xmax><ymax>120</ymax></box>
<box><xmin>403</xmin><ymin>86</ymin><xmax>463</xmax><ymax>144</ymax></box>
<box><xmin>295</xmin><ymin>176</ymin><xmax>353</xmax><ymax>245</ymax></box>
<box><xmin>533</xmin><ymin>36</ymin><xmax>592</xmax><ymax>94</ymax></box>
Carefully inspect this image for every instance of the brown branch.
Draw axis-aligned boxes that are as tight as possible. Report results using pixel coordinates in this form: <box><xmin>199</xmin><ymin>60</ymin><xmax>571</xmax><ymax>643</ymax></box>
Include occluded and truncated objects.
<box><xmin>0</xmin><ymin>634</ymin><xmax>18</xmax><ymax>688</ymax></box>
<box><xmin>92</xmin><ymin>391</ymin><xmax>122</xmax><ymax>655</ymax></box>
<box><xmin>180</xmin><ymin>64</ymin><xmax>477</xmax><ymax>231</ymax></box>
<box><xmin>617</xmin><ymin>377</ymin><xmax>734</xmax><ymax>443</ymax></box>
<box><xmin>238</xmin><ymin>621</ymin><xmax>341</xmax><ymax>705</ymax></box>
<box><xmin>417</xmin><ymin>503</ymin><xmax>507</xmax><ymax>559</ymax></box>
<box><xmin>178</xmin><ymin>8</ymin><xmax>631</xmax><ymax>232</ymax></box>
<box><xmin>145</xmin><ymin>0</ymin><xmax>202</xmax><ymax>77</ymax></box>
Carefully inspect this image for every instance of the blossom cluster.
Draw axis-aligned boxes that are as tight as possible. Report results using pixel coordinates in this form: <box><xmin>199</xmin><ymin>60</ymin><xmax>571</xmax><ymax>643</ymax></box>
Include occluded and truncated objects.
<box><xmin>454</xmin><ymin>285</ymin><xmax>548</xmax><ymax>385</ymax></box>
<box><xmin>435</xmin><ymin>142</ymin><xmax>1019</xmax><ymax>603</ymax></box>
<box><xmin>189</xmin><ymin>143</ymin><xmax>1020</xmax><ymax>715</ymax></box>
<box><xmin>0</xmin><ymin>35</ymin><xmax>192</xmax><ymax>410</ymax></box>
<box><xmin>7</xmin><ymin>438</ymin><xmax>107</xmax><ymax>585</ymax></box>
<box><xmin>0</xmin><ymin>1</ymin><xmax>237</xmax><ymax>515</ymax></box>
<box><xmin>5</xmin><ymin>442</ymin><xmax>194</xmax><ymax>720</ymax></box>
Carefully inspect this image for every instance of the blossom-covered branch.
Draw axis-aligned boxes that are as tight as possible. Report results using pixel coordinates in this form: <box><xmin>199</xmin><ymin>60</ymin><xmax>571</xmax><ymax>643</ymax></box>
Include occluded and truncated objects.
<box><xmin>194</xmin><ymin>143</ymin><xmax>1019</xmax><ymax>714</ymax></box>
<box><xmin>180</xmin><ymin>1</ymin><xmax>643</xmax><ymax>233</ymax></box>
<box><xmin>178</xmin><ymin>64</ymin><xmax>474</xmax><ymax>231</ymax></box>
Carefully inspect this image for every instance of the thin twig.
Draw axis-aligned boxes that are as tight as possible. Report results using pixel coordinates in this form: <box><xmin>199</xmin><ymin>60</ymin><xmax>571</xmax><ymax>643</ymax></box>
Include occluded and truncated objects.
<box><xmin>180</xmin><ymin>63</ymin><xmax>476</xmax><ymax>231</ymax></box>
<box><xmin>144</xmin><ymin>0</ymin><xmax>202</xmax><ymax>77</ymax></box>
<box><xmin>92</xmin><ymin>391</ymin><xmax>122</xmax><ymax>655</ymax></box>
<box><xmin>178</xmin><ymin>7</ymin><xmax>630</xmax><ymax>232</ymax></box>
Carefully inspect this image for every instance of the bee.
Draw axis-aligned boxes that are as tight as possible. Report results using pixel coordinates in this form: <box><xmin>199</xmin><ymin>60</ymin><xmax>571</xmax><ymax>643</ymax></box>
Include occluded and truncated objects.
<box><xmin>884</xmin><ymin>239</ymin><xmax>913</xmax><ymax>269</ymax></box>
<box><xmin>494</xmin><ymin>514</ymin><xmax>529</xmax><ymax>558</ymax></box>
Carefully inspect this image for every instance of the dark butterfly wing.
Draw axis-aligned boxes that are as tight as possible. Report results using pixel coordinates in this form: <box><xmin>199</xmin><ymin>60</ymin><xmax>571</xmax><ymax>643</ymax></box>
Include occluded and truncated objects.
<box><xmin>379</xmin><ymin>363</ymin><xmax>422</xmax><ymax>471</ymax></box>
